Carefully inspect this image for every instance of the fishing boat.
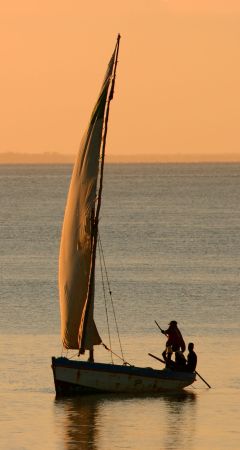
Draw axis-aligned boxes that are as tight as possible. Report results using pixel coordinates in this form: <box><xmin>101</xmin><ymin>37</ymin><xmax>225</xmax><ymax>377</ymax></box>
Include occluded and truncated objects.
<box><xmin>51</xmin><ymin>35</ymin><xmax>196</xmax><ymax>396</ymax></box>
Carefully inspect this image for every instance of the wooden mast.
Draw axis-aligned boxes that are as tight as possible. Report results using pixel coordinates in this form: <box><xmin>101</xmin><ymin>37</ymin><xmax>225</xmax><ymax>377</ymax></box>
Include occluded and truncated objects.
<box><xmin>79</xmin><ymin>35</ymin><xmax>121</xmax><ymax>359</ymax></box>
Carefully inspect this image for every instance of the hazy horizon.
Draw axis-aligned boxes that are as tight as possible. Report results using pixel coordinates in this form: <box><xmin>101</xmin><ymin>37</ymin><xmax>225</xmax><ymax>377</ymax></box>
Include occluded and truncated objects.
<box><xmin>1</xmin><ymin>151</ymin><xmax>240</xmax><ymax>164</ymax></box>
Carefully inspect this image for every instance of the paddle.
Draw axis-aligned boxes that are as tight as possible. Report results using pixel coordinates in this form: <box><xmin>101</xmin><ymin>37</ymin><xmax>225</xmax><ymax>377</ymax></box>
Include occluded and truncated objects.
<box><xmin>148</xmin><ymin>352</ymin><xmax>166</xmax><ymax>364</ymax></box>
<box><xmin>194</xmin><ymin>370</ymin><xmax>211</xmax><ymax>388</ymax></box>
<box><xmin>148</xmin><ymin>352</ymin><xmax>211</xmax><ymax>388</ymax></box>
<box><xmin>155</xmin><ymin>320</ymin><xmax>164</xmax><ymax>333</ymax></box>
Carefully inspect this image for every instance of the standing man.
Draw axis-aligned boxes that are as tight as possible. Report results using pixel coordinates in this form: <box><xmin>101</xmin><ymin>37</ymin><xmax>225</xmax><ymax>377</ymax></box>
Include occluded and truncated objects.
<box><xmin>161</xmin><ymin>320</ymin><xmax>186</xmax><ymax>362</ymax></box>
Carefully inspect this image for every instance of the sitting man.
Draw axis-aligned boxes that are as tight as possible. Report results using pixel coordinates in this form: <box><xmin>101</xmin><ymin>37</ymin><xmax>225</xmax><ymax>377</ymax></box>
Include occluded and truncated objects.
<box><xmin>175</xmin><ymin>350</ymin><xmax>187</xmax><ymax>370</ymax></box>
<box><xmin>186</xmin><ymin>342</ymin><xmax>197</xmax><ymax>372</ymax></box>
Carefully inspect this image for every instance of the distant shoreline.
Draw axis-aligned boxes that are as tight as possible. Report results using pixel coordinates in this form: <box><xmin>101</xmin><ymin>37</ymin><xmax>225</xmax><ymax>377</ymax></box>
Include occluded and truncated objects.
<box><xmin>0</xmin><ymin>152</ymin><xmax>240</xmax><ymax>164</ymax></box>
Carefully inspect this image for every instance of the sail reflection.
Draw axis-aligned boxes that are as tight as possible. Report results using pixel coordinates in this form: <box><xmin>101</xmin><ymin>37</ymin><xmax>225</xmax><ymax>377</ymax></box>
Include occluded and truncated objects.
<box><xmin>54</xmin><ymin>390</ymin><xmax>197</xmax><ymax>450</ymax></box>
<box><xmin>55</xmin><ymin>396</ymin><xmax>102</xmax><ymax>450</ymax></box>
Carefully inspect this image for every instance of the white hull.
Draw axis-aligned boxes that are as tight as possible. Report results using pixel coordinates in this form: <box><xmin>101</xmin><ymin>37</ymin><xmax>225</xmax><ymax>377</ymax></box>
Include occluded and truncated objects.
<box><xmin>52</xmin><ymin>357</ymin><xmax>195</xmax><ymax>396</ymax></box>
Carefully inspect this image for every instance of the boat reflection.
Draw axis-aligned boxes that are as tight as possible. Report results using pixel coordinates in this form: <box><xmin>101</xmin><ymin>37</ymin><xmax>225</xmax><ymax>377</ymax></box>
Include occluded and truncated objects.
<box><xmin>54</xmin><ymin>390</ymin><xmax>197</xmax><ymax>450</ymax></box>
<box><xmin>160</xmin><ymin>391</ymin><xmax>197</xmax><ymax>450</ymax></box>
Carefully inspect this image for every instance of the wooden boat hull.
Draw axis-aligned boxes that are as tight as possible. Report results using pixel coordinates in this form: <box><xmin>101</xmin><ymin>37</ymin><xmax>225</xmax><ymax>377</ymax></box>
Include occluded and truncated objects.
<box><xmin>52</xmin><ymin>357</ymin><xmax>195</xmax><ymax>396</ymax></box>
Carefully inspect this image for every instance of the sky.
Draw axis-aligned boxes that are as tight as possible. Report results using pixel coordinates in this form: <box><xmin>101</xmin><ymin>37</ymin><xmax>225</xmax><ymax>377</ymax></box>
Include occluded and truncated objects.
<box><xmin>0</xmin><ymin>1</ymin><xmax>240</xmax><ymax>161</ymax></box>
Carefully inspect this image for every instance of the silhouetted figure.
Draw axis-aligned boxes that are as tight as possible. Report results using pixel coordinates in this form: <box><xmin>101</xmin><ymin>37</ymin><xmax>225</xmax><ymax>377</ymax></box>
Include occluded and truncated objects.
<box><xmin>175</xmin><ymin>350</ymin><xmax>187</xmax><ymax>371</ymax></box>
<box><xmin>161</xmin><ymin>320</ymin><xmax>186</xmax><ymax>362</ymax></box>
<box><xmin>164</xmin><ymin>350</ymin><xmax>186</xmax><ymax>371</ymax></box>
<box><xmin>186</xmin><ymin>342</ymin><xmax>197</xmax><ymax>372</ymax></box>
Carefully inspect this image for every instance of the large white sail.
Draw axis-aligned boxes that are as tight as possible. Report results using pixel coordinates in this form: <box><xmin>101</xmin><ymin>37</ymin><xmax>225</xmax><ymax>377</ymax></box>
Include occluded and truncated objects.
<box><xmin>59</xmin><ymin>41</ymin><xmax>119</xmax><ymax>350</ymax></box>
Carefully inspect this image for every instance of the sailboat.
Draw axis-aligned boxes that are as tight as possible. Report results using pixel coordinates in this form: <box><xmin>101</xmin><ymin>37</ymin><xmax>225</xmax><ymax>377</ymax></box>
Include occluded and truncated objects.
<box><xmin>51</xmin><ymin>35</ymin><xmax>196</xmax><ymax>395</ymax></box>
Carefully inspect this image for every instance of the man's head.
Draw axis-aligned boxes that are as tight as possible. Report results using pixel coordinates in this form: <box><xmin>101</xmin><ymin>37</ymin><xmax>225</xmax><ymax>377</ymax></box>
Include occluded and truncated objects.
<box><xmin>188</xmin><ymin>342</ymin><xmax>194</xmax><ymax>351</ymax></box>
<box><xmin>169</xmin><ymin>320</ymin><xmax>177</xmax><ymax>326</ymax></box>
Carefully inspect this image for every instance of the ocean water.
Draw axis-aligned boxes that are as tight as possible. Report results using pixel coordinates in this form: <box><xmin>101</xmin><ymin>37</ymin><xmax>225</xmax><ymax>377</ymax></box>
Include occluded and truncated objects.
<box><xmin>0</xmin><ymin>163</ymin><xmax>240</xmax><ymax>449</ymax></box>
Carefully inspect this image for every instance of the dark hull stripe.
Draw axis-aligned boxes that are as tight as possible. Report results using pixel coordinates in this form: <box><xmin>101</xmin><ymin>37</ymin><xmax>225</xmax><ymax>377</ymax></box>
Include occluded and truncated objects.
<box><xmin>52</xmin><ymin>357</ymin><xmax>195</xmax><ymax>384</ymax></box>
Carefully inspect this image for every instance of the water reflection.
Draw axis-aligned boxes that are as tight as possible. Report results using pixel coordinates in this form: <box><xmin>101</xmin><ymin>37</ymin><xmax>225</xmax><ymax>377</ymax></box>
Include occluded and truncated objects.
<box><xmin>54</xmin><ymin>391</ymin><xmax>197</xmax><ymax>450</ymax></box>
<box><xmin>161</xmin><ymin>391</ymin><xmax>197</xmax><ymax>450</ymax></box>
<box><xmin>55</xmin><ymin>396</ymin><xmax>102</xmax><ymax>450</ymax></box>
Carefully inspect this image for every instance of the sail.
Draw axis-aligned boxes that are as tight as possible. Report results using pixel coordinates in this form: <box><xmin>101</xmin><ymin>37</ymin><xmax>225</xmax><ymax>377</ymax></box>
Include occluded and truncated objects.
<box><xmin>59</xmin><ymin>40</ymin><xmax>119</xmax><ymax>350</ymax></box>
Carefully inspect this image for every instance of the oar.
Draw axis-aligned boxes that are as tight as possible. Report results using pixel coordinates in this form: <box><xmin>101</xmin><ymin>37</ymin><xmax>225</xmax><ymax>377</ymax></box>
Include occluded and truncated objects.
<box><xmin>148</xmin><ymin>352</ymin><xmax>166</xmax><ymax>364</ymax></box>
<box><xmin>155</xmin><ymin>320</ymin><xmax>164</xmax><ymax>333</ymax></box>
<box><xmin>148</xmin><ymin>353</ymin><xmax>211</xmax><ymax>388</ymax></box>
<box><xmin>195</xmin><ymin>370</ymin><xmax>211</xmax><ymax>388</ymax></box>
<box><xmin>148</xmin><ymin>352</ymin><xmax>176</xmax><ymax>370</ymax></box>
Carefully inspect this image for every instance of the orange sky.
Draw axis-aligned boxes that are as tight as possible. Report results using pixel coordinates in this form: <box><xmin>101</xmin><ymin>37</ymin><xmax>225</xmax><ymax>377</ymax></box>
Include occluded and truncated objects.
<box><xmin>0</xmin><ymin>1</ymin><xmax>240</xmax><ymax>160</ymax></box>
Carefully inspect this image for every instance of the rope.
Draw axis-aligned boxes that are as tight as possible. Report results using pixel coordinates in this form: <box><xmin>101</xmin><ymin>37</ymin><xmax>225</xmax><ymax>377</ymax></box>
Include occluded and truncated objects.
<box><xmin>102</xmin><ymin>343</ymin><xmax>132</xmax><ymax>366</ymax></box>
<box><xmin>61</xmin><ymin>347</ymin><xmax>69</xmax><ymax>358</ymax></box>
<box><xmin>61</xmin><ymin>346</ymin><xmax>71</xmax><ymax>359</ymax></box>
<box><xmin>68</xmin><ymin>352</ymin><xmax>80</xmax><ymax>360</ymax></box>
<box><xmin>98</xmin><ymin>234</ymin><xmax>125</xmax><ymax>361</ymax></box>
<box><xmin>98</xmin><ymin>243</ymin><xmax>114</xmax><ymax>364</ymax></box>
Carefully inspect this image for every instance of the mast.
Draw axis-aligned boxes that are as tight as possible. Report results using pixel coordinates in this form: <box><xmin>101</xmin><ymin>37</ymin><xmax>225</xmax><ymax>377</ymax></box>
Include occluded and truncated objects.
<box><xmin>79</xmin><ymin>35</ymin><xmax>121</xmax><ymax>356</ymax></box>
<box><xmin>96</xmin><ymin>34</ymin><xmax>120</xmax><ymax>225</ymax></box>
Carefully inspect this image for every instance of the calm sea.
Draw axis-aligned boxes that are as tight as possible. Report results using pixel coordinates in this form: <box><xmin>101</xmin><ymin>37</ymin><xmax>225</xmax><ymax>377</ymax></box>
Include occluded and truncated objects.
<box><xmin>0</xmin><ymin>163</ymin><xmax>240</xmax><ymax>450</ymax></box>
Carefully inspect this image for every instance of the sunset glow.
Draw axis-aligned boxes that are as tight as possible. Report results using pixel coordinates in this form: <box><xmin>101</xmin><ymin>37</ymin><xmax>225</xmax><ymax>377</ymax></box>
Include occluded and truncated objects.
<box><xmin>0</xmin><ymin>1</ymin><xmax>240</xmax><ymax>162</ymax></box>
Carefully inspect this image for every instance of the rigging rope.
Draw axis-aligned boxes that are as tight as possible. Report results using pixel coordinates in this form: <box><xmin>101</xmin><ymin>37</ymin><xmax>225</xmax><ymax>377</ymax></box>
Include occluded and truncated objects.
<box><xmin>101</xmin><ymin>343</ymin><xmax>132</xmax><ymax>366</ymax></box>
<box><xmin>98</xmin><ymin>233</ymin><xmax>125</xmax><ymax>361</ymax></box>
<box><xmin>68</xmin><ymin>352</ymin><xmax>80</xmax><ymax>360</ymax></box>
<box><xmin>98</xmin><ymin>243</ymin><xmax>114</xmax><ymax>364</ymax></box>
